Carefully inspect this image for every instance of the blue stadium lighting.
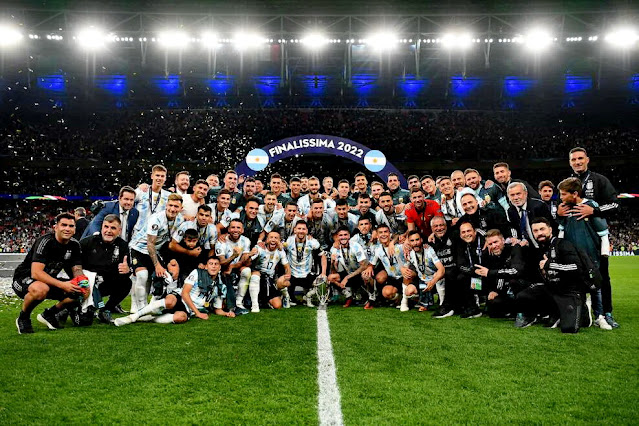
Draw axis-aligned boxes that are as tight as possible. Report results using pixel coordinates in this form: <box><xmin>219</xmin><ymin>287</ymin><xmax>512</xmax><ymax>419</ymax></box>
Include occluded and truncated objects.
<box><xmin>302</xmin><ymin>75</ymin><xmax>328</xmax><ymax>97</ymax></box>
<box><xmin>396</xmin><ymin>75</ymin><xmax>429</xmax><ymax>106</ymax></box>
<box><xmin>36</xmin><ymin>74</ymin><xmax>66</xmax><ymax>93</ymax></box>
<box><xmin>206</xmin><ymin>76</ymin><xmax>235</xmax><ymax>96</ymax></box>
<box><xmin>151</xmin><ymin>75</ymin><xmax>182</xmax><ymax>96</ymax></box>
<box><xmin>564</xmin><ymin>74</ymin><xmax>593</xmax><ymax>95</ymax></box>
<box><xmin>253</xmin><ymin>75</ymin><xmax>281</xmax><ymax>97</ymax></box>
<box><xmin>503</xmin><ymin>77</ymin><xmax>537</xmax><ymax>98</ymax></box>
<box><xmin>95</xmin><ymin>75</ymin><xmax>127</xmax><ymax>96</ymax></box>
<box><xmin>450</xmin><ymin>75</ymin><xmax>482</xmax><ymax>97</ymax></box>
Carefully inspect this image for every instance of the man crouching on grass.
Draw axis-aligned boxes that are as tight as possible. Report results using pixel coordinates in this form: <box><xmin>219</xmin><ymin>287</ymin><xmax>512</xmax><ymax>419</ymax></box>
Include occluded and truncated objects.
<box><xmin>13</xmin><ymin>212</ymin><xmax>84</xmax><ymax>334</ymax></box>
<box><xmin>114</xmin><ymin>256</ymin><xmax>235</xmax><ymax>326</ymax></box>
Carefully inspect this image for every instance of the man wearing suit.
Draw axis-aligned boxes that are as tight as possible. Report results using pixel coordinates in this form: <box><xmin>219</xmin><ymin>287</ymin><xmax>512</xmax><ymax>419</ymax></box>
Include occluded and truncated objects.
<box><xmin>506</xmin><ymin>182</ymin><xmax>554</xmax><ymax>249</ymax></box>
<box><xmin>73</xmin><ymin>207</ymin><xmax>90</xmax><ymax>240</ymax></box>
<box><xmin>82</xmin><ymin>186</ymin><xmax>138</xmax><ymax>243</ymax></box>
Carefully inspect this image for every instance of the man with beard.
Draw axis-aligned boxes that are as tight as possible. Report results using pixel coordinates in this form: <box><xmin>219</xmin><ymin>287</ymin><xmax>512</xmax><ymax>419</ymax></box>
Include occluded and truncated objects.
<box><xmin>457</xmin><ymin>193</ymin><xmax>515</xmax><ymax>240</ymax></box>
<box><xmin>421</xmin><ymin>175</ymin><xmax>441</xmax><ymax>202</ymax></box>
<box><xmin>283</xmin><ymin>221</ymin><xmax>327</xmax><ymax>307</ymax></box>
<box><xmin>473</xmin><ymin>229</ymin><xmax>526</xmax><ymax>318</ymax></box>
<box><xmin>428</xmin><ymin>216</ymin><xmax>458</xmax><ymax>318</ymax></box>
<box><xmin>463</xmin><ymin>168</ymin><xmax>506</xmax><ymax>213</ymax></box>
<box><xmin>375</xmin><ymin>192</ymin><xmax>408</xmax><ymax>242</ymax></box>
<box><xmin>455</xmin><ymin>221</ymin><xmax>485</xmax><ymax>318</ymax></box>
<box><xmin>181</xmin><ymin>179</ymin><xmax>209</xmax><ymax>219</ymax></box>
<box><xmin>351</xmin><ymin>172</ymin><xmax>371</xmax><ymax>203</ymax></box>
<box><xmin>404</xmin><ymin>231</ymin><xmax>445</xmax><ymax>312</ymax></box>
<box><xmin>232</xmin><ymin>198</ymin><xmax>264</xmax><ymax>247</ymax></box>
<box><xmin>172</xmin><ymin>171</ymin><xmax>191</xmax><ymax>196</ymax></box>
<box><xmin>265</xmin><ymin>201</ymin><xmax>300</xmax><ymax>241</ymax></box>
<box><xmin>208</xmin><ymin>189</ymin><xmax>236</xmax><ymax>235</ymax></box>
<box><xmin>306</xmin><ymin>198</ymin><xmax>334</xmax><ymax>252</ymax></box>
<box><xmin>236</xmin><ymin>177</ymin><xmax>262</xmax><ymax>211</ymax></box>
<box><xmin>300</xmin><ymin>177</ymin><xmax>310</xmax><ymax>194</ymax></box>
<box><xmin>258</xmin><ymin>192</ymin><xmax>284</xmax><ymax>230</ymax></box>
<box><xmin>450</xmin><ymin>170</ymin><xmax>466</xmax><ymax>191</ymax></box>
<box><xmin>80</xmin><ymin>215</ymin><xmax>131</xmax><ymax>324</ymax></box>
<box><xmin>13</xmin><ymin>213</ymin><xmax>84</xmax><ymax>334</ymax></box>
<box><xmin>249</xmin><ymin>231</ymin><xmax>291</xmax><ymax>311</ymax></box>
<box><xmin>208</xmin><ymin>170</ymin><xmax>242</xmax><ymax>208</ymax></box>
<box><xmin>567</xmin><ymin>147</ymin><xmax>619</xmax><ymax>328</ymax></box>
<box><xmin>352</xmin><ymin>193</ymin><xmax>376</xmax><ymax>223</ymax></box>
<box><xmin>369</xmin><ymin>181</ymin><xmax>383</xmax><ymax>210</ymax></box>
<box><xmin>493</xmin><ymin>162</ymin><xmax>540</xmax><ymax>203</ymax></box>
<box><xmin>215</xmin><ymin>219</ymin><xmax>252</xmax><ymax>315</ymax></box>
<box><xmin>366</xmin><ymin>225</ymin><xmax>411</xmax><ymax>311</ymax></box>
<box><xmin>329</xmin><ymin>199</ymin><xmax>359</xmax><ymax>234</ymax></box>
<box><xmin>298</xmin><ymin>176</ymin><xmax>336</xmax><ymax>215</ymax></box>
<box><xmin>506</xmin><ymin>182</ymin><xmax>554</xmax><ymax>248</ymax></box>
<box><xmin>407</xmin><ymin>175</ymin><xmax>421</xmax><ymax>191</ymax></box>
<box><xmin>514</xmin><ymin>218</ymin><xmax>586</xmax><ymax>333</ymax></box>
<box><xmin>350</xmin><ymin>217</ymin><xmax>379</xmax><ymax>309</ymax></box>
<box><xmin>206</xmin><ymin>174</ymin><xmax>219</xmax><ymax>189</ymax></box>
<box><xmin>328</xmin><ymin>227</ymin><xmax>370</xmax><ymax>308</ymax></box>
<box><xmin>405</xmin><ymin>187</ymin><xmax>443</xmax><ymax>239</ymax></box>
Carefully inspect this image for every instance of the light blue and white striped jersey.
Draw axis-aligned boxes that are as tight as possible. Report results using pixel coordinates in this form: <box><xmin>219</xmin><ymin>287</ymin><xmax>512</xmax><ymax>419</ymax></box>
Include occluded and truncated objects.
<box><xmin>132</xmin><ymin>188</ymin><xmax>171</xmax><ymax>237</ymax></box>
<box><xmin>408</xmin><ymin>245</ymin><xmax>442</xmax><ymax>283</ymax></box>
<box><xmin>214</xmin><ymin>236</ymin><xmax>251</xmax><ymax>266</ymax></box>
<box><xmin>349</xmin><ymin>233</ymin><xmax>379</xmax><ymax>262</ymax></box>
<box><xmin>371</xmin><ymin>243</ymin><xmax>406</xmax><ymax>279</ymax></box>
<box><xmin>183</xmin><ymin>269</ymin><xmax>226</xmax><ymax>312</ymax></box>
<box><xmin>129</xmin><ymin>211</ymin><xmax>184</xmax><ymax>254</ymax></box>
<box><xmin>173</xmin><ymin>220</ymin><xmax>218</xmax><ymax>249</ymax></box>
<box><xmin>258</xmin><ymin>205</ymin><xmax>284</xmax><ymax>228</ymax></box>
<box><xmin>283</xmin><ymin>236</ymin><xmax>320</xmax><ymax>278</ymax></box>
<box><xmin>206</xmin><ymin>203</ymin><xmax>235</xmax><ymax>229</ymax></box>
<box><xmin>326</xmin><ymin>209</ymin><xmax>359</xmax><ymax>234</ymax></box>
<box><xmin>329</xmin><ymin>242</ymin><xmax>367</xmax><ymax>274</ymax></box>
<box><xmin>251</xmin><ymin>246</ymin><xmax>289</xmax><ymax>278</ymax></box>
<box><xmin>297</xmin><ymin>194</ymin><xmax>336</xmax><ymax>216</ymax></box>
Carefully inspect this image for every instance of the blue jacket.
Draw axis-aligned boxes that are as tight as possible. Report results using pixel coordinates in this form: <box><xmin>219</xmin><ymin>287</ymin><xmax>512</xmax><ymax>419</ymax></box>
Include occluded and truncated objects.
<box><xmin>81</xmin><ymin>200</ymin><xmax>139</xmax><ymax>242</ymax></box>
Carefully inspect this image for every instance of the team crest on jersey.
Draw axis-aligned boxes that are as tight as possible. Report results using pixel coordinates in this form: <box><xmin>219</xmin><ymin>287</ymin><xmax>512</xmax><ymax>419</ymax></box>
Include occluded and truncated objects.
<box><xmin>64</xmin><ymin>251</ymin><xmax>71</xmax><ymax>260</ymax></box>
<box><xmin>480</xmin><ymin>218</ymin><xmax>487</xmax><ymax>229</ymax></box>
<box><xmin>586</xmin><ymin>181</ymin><xmax>593</xmax><ymax>190</ymax></box>
<box><xmin>484</xmin><ymin>195</ymin><xmax>491</xmax><ymax>203</ymax></box>
<box><xmin>132</xmin><ymin>257</ymin><xmax>138</xmax><ymax>265</ymax></box>
<box><xmin>446</xmin><ymin>239</ymin><xmax>452</xmax><ymax>246</ymax></box>
<box><xmin>152</xmin><ymin>224</ymin><xmax>159</xmax><ymax>230</ymax></box>
<box><xmin>178</xmin><ymin>230</ymin><xmax>184</xmax><ymax>236</ymax></box>
<box><xmin>551</xmin><ymin>248</ymin><xmax>556</xmax><ymax>258</ymax></box>
<box><xmin>399</xmin><ymin>197</ymin><xmax>404</xmax><ymax>203</ymax></box>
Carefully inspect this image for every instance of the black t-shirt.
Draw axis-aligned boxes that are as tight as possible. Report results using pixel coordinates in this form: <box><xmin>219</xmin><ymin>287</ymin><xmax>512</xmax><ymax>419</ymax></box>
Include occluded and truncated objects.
<box><xmin>80</xmin><ymin>234</ymin><xmax>128</xmax><ymax>277</ymax></box>
<box><xmin>15</xmin><ymin>233</ymin><xmax>82</xmax><ymax>280</ymax></box>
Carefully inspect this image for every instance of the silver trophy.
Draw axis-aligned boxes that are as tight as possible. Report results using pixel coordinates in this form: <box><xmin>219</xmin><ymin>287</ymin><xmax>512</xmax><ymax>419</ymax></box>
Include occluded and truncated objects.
<box><xmin>313</xmin><ymin>275</ymin><xmax>331</xmax><ymax>308</ymax></box>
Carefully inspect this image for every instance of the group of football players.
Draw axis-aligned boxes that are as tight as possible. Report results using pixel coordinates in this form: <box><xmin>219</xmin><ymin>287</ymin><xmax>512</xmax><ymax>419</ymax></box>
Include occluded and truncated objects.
<box><xmin>12</xmin><ymin>147</ymin><xmax>621</xmax><ymax>334</ymax></box>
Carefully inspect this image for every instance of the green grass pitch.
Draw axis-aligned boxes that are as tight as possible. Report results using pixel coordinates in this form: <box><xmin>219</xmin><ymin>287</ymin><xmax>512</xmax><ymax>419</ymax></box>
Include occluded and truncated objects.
<box><xmin>1</xmin><ymin>257</ymin><xmax>637</xmax><ymax>424</ymax></box>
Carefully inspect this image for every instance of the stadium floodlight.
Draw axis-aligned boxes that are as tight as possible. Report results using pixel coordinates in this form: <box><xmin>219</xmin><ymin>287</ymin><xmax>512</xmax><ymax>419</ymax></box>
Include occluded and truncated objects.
<box><xmin>201</xmin><ymin>32</ymin><xmax>219</xmax><ymax>48</ymax></box>
<box><xmin>364</xmin><ymin>31</ymin><xmax>398</xmax><ymax>50</ymax></box>
<box><xmin>76</xmin><ymin>27</ymin><xmax>108</xmax><ymax>50</ymax></box>
<box><xmin>515</xmin><ymin>29</ymin><xmax>554</xmax><ymax>51</ymax></box>
<box><xmin>232</xmin><ymin>32</ymin><xmax>267</xmax><ymax>50</ymax></box>
<box><xmin>441</xmin><ymin>33</ymin><xmax>473</xmax><ymax>49</ymax></box>
<box><xmin>157</xmin><ymin>31</ymin><xmax>190</xmax><ymax>49</ymax></box>
<box><xmin>301</xmin><ymin>32</ymin><xmax>329</xmax><ymax>49</ymax></box>
<box><xmin>0</xmin><ymin>25</ymin><xmax>23</xmax><ymax>47</ymax></box>
<box><xmin>605</xmin><ymin>28</ymin><xmax>638</xmax><ymax>48</ymax></box>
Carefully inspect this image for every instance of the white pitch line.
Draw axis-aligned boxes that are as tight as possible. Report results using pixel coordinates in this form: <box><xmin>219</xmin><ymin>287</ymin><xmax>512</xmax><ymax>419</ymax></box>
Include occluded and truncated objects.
<box><xmin>316</xmin><ymin>306</ymin><xmax>344</xmax><ymax>426</ymax></box>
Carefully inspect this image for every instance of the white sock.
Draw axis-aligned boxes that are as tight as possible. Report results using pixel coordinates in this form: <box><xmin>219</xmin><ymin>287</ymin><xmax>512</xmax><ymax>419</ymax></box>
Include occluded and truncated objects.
<box><xmin>152</xmin><ymin>313</ymin><xmax>174</xmax><ymax>324</ymax></box>
<box><xmin>129</xmin><ymin>275</ymin><xmax>138</xmax><ymax>312</ymax></box>
<box><xmin>436</xmin><ymin>280</ymin><xmax>445</xmax><ymax>305</ymax></box>
<box><xmin>236</xmin><ymin>268</ymin><xmax>251</xmax><ymax>308</ymax></box>
<box><xmin>132</xmin><ymin>298</ymin><xmax>166</xmax><ymax>321</ymax></box>
<box><xmin>249</xmin><ymin>275</ymin><xmax>260</xmax><ymax>310</ymax></box>
<box><xmin>400</xmin><ymin>284</ymin><xmax>409</xmax><ymax>311</ymax></box>
<box><xmin>134</xmin><ymin>270</ymin><xmax>149</xmax><ymax>311</ymax></box>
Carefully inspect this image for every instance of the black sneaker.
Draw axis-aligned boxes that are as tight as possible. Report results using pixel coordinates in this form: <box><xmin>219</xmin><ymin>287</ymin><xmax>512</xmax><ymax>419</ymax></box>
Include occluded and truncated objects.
<box><xmin>514</xmin><ymin>313</ymin><xmax>536</xmax><ymax>328</ymax></box>
<box><xmin>544</xmin><ymin>315</ymin><xmax>560</xmax><ymax>328</ymax></box>
<box><xmin>113</xmin><ymin>304</ymin><xmax>127</xmax><ymax>314</ymax></box>
<box><xmin>233</xmin><ymin>307</ymin><xmax>249</xmax><ymax>316</ymax></box>
<box><xmin>16</xmin><ymin>316</ymin><xmax>34</xmax><ymax>334</ymax></box>
<box><xmin>56</xmin><ymin>309</ymin><xmax>69</xmax><ymax>324</ymax></box>
<box><xmin>461</xmin><ymin>308</ymin><xmax>482</xmax><ymax>319</ymax></box>
<box><xmin>97</xmin><ymin>309</ymin><xmax>113</xmax><ymax>324</ymax></box>
<box><xmin>433</xmin><ymin>307</ymin><xmax>455</xmax><ymax>318</ymax></box>
<box><xmin>37</xmin><ymin>308</ymin><xmax>63</xmax><ymax>330</ymax></box>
